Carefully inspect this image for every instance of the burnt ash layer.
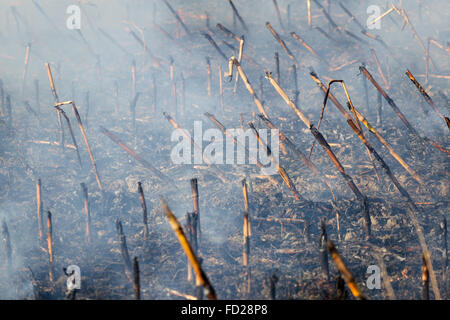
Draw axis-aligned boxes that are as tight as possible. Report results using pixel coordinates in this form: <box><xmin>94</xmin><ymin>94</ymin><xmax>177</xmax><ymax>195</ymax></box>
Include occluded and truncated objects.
<box><xmin>0</xmin><ymin>0</ymin><xmax>449</xmax><ymax>300</ymax></box>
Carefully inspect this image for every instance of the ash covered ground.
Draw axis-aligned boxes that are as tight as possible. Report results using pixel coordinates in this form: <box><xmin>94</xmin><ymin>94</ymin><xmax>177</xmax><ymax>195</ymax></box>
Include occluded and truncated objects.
<box><xmin>0</xmin><ymin>0</ymin><xmax>448</xmax><ymax>300</ymax></box>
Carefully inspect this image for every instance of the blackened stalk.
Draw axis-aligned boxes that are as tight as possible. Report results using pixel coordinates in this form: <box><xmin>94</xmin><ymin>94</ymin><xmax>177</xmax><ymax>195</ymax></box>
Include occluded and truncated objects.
<box><xmin>360</xmin><ymin>66</ymin><xmax>450</xmax><ymax>155</ymax></box>
<box><xmin>80</xmin><ymin>183</ymin><xmax>91</xmax><ymax>243</ymax></box>
<box><xmin>312</xmin><ymin>0</ymin><xmax>340</xmax><ymax>32</ymax></box>
<box><xmin>271</xmin><ymin>0</ymin><xmax>285</xmax><ymax>31</ymax></box>
<box><xmin>116</xmin><ymin>219</ymin><xmax>133</xmax><ymax>281</ymax></box>
<box><xmin>162</xmin><ymin>0</ymin><xmax>190</xmax><ymax>35</ymax></box>
<box><xmin>203</xmin><ymin>33</ymin><xmax>228</xmax><ymax>61</ymax></box>
<box><xmin>1</xmin><ymin>221</ymin><xmax>12</xmax><ymax>269</ymax></box>
<box><xmin>216</xmin><ymin>23</ymin><xmax>241</xmax><ymax>42</ymax></box>
<box><xmin>138</xmin><ymin>182</ymin><xmax>149</xmax><ymax>240</ymax></box>
<box><xmin>228</xmin><ymin>0</ymin><xmax>248</xmax><ymax>32</ymax></box>
<box><xmin>133</xmin><ymin>257</ymin><xmax>140</xmax><ymax>300</ymax></box>
<box><xmin>405</xmin><ymin>69</ymin><xmax>448</xmax><ymax>129</ymax></box>
<box><xmin>55</xmin><ymin>106</ymin><xmax>82</xmax><ymax>168</ymax></box>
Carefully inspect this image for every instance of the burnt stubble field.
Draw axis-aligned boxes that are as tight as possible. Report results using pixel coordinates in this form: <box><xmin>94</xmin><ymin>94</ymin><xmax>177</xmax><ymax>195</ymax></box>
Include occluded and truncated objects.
<box><xmin>0</xmin><ymin>0</ymin><xmax>449</xmax><ymax>300</ymax></box>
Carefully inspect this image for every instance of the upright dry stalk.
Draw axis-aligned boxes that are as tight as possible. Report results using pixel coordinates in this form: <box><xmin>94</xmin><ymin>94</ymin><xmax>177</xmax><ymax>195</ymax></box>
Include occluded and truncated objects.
<box><xmin>36</xmin><ymin>179</ymin><xmax>43</xmax><ymax>241</ymax></box>
<box><xmin>190</xmin><ymin>178</ymin><xmax>201</xmax><ymax>239</ymax></box>
<box><xmin>22</xmin><ymin>43</ymin><xmax>31</xmax><ymax>93</ymax></box>
<box><xmin>45</xmin><ymin>63</ymin><xmax>65</xmax><ymax>152</ymax></box>
<box><xmin>328</xmin><ymin>241</ymin><xmax>366</xmax><ymax>300</ymax></box>
<box><xmin>307</xmin><ymin>0</ymin><xmax>312</xmax><ymax>28</ymax></box>
<box><xmin>116</xmin><ymin>219</ymin><xmax>132</xmax><ymax>281</ymax></box>
<box><xmin>161</xmin><ymin>198</ymin><xmax>216</xmax><ymax>300</ymax></box>
<box><xmin>225</xmin><ymin>56</ymin><xmax>269</xmax><ymax>118</ymax></box>
<box><xmin>137</xmin><ymin>182</ymin><xmax>149</xmax><ymax>240</ymax></box>
<box><xmin>80</xmin><ymin>183</ymin><xmax>91</xmax><ymax>243</ymax></box>
<box><xmin>133</xmin><ymin>256</ymin><xmax>140</xmax><ymax>300</ymax></box>
<box><xmin>242</xmin><ymin>179</ymin><xmax>251</xmax><ymax>296</ymax></box>
<box><xmin>71</xmin><ymin>102</ymin><xmax>103</xmax><ymax>190</ymax></box>
<box><xmin>371</xmin><ymin>49</ymin><xmax>389</xmax><ymax>89</ymax></box>
<box><xmin>47</xmin><ymin>211</ymin><xmax>54</xmax><ymax>283</ymax></box>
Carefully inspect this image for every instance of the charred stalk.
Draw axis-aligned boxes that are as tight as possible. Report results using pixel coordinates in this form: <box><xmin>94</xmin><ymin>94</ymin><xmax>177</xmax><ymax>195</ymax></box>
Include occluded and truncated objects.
<box><xmin>138</xmin><ymin>182</ymin><xmax>149</xmax><ymax>240</ymax></box>
<box><xmin>116</xmin><ymin>219</ymin><xmax>133</xmax><ymax>281</ymax></box>
<box><xmin>133</xmin><ymin>256</ymin><xmax>140</xmax><ymax>300</ymax></box>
